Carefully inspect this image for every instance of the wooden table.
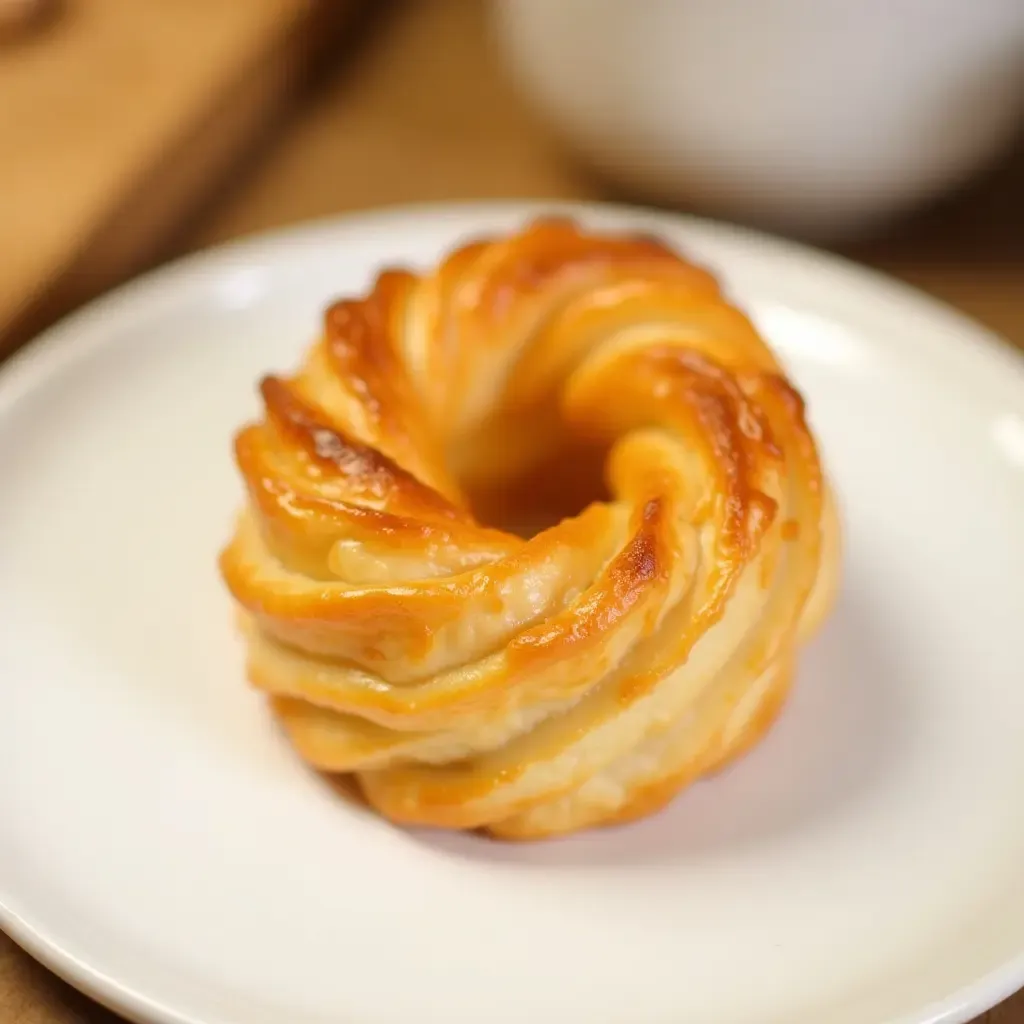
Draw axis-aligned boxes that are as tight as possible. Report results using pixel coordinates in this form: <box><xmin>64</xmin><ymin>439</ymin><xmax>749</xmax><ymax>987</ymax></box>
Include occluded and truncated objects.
<box><xmin>2</xmin><ymin>1</ymin><xmax>1022</xmax><ymax>1020</ymax></box>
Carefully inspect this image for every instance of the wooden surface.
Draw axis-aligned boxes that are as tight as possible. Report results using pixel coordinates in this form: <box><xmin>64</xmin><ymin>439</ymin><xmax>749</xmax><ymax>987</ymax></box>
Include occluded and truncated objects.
<box><xmin>0</xmin><ymin>0</ymin><xmax>358</xmax><ymax>353</ymax></box>
<box><xmin>2</xmin><ymin>1</ymin><xmax>1023</xmax><ymax>1021</ymax></box>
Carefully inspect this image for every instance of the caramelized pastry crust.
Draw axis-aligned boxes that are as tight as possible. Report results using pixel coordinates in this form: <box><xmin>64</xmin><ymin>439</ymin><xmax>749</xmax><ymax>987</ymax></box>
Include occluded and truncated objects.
<box><xmin>220</xmin><ymin>217</ymin><xmax>840</xmax><ymax>839</ymax></box>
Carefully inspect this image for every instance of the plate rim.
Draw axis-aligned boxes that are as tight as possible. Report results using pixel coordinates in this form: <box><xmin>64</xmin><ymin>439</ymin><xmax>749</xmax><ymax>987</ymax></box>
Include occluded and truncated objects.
<box><xmin>2</xmin><ymin>198</ymin><xmax>1023</xmax><ymax>1024</ymax></box>
<box><xmin>2</xmin><ymin>198</ymin><xmax>1023</xmax><ymax>406</ymax></box>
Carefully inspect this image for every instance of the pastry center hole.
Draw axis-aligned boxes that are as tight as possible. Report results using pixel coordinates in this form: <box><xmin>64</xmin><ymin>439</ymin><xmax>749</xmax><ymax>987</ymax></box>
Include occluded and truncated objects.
<box><xmin>458</xmin><ymin>437</ymin><xmax>613</xmax><ymax>540</ymax></box>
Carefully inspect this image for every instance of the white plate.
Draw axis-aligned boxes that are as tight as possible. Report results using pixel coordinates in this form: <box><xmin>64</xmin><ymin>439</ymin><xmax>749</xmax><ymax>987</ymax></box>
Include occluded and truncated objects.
<box><xmin>2</xmin><ymin>202</ymin><xmax>1024</xmax><ymax>1024</ymax></box>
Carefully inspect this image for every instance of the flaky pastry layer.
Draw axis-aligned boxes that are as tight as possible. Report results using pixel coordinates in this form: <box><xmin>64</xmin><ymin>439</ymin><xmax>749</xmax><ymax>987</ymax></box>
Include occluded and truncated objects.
<box><xmin>219</xmin><ymin>217</ymin><xmax>841</xmax><ymax>839</ymax></box>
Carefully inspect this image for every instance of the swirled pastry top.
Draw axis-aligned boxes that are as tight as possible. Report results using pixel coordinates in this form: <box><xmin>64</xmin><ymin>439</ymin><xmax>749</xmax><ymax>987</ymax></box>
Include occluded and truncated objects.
<box><xmin>220</xmin><ymin>216</ymin><xmax>840</xmax><ymax>839</ymax></box>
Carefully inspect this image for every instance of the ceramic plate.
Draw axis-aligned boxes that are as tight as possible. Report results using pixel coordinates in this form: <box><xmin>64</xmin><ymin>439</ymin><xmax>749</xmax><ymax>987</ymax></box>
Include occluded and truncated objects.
<box><xmin>2</xmin><ymin>202</ymin><xmax>1024</xmax><ymax>1024</ymax></box>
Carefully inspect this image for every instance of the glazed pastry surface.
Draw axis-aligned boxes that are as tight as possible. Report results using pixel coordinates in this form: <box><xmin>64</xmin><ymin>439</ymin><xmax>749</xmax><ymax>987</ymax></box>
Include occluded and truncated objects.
<box><xmin>220</xmin><ymin>217</ymin><xmax>840</xmax><ymax>839</ymax></box>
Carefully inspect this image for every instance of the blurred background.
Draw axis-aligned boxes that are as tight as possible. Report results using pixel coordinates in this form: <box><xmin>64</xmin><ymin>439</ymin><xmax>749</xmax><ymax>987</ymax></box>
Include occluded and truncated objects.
<box><xmin>1</xmin><ymin>0</ymin><xmax>1023</xmax><ymax>358</ymax></box>
<box><xmin>1</xmin><ymin>1</ymin><xmax>1023</xmax><ymax>1020</ymax></box>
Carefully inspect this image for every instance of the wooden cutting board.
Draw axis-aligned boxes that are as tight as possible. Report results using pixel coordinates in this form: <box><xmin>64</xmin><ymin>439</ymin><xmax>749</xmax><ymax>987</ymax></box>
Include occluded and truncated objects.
<box><xmin>0</xmin><ymin>0</ymin><xmax>357</xmax><ymax>353</ymax></box>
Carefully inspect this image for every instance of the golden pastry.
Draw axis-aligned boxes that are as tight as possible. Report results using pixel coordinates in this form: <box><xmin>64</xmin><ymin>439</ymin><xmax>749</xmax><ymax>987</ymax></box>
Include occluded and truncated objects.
<box><xmin>219</xmin><ymin>217</ymin><xmax>841</xmax><ymax>840</ymax></box>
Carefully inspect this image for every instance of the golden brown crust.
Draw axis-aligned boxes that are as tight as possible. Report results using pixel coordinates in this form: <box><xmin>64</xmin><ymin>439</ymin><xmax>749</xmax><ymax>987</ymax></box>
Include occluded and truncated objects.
<box><xmin>219</xmin><ymin>216</ymin><xmax>841</xmax><ymax>839</ymax></box>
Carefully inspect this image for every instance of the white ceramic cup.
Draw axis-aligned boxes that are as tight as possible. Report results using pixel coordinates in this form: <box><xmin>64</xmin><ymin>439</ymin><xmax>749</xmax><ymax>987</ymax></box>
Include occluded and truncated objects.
<box><xmin>492</xmin><ymin>0</ymin><xmax>1024</xmax><ymax>238</ymax></box>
